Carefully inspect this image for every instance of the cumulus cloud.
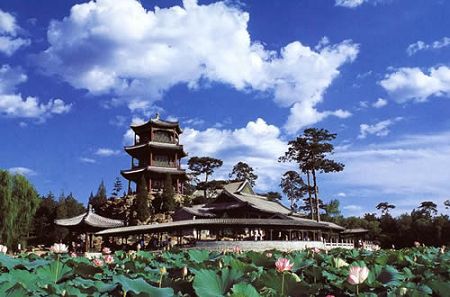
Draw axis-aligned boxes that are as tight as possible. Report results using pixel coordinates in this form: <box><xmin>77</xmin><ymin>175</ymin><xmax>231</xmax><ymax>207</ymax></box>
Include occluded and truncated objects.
<box><xmin>358</xmin><ymin>117</ymin><xmax>402</xmax><ymax>139</ymax></box>
<box><xmin>407</xmin><ymin>37</ymin><xmax>450</xmax><ymax>56</ymax></box>
<box><xmin>0</xmin><ymin>9</ymin><xmax>30</xmax><ymax>56</ymax></box>
<box><xmin>380</xmin><ymin>66</ymin><xmax>450</xmax><ymax>103</ymax></box>
<box><xmin>0</xmin><ymin>64</ymin><xmax>71</xmax><ymax>120</ymax></box>
<box><xmin>95</xmin><ymin>148</ymin><xmax>121</xmax><ymax>156</ymax></box>
<box><xmin>38</xmin><ymin>0</ymin><xmax>358</xmax><ymax>133</ymax></box>
<box><xmin>372</xmin><ymin>98</ymin><xmax>387</xmax><ymax>108</ymax></box>
<box><xmin>8</xmin><ymin>167</ymin><xmax>36</xmax><ymax>176</ymax></box>
<box><xmin>179</xmin><ymin>118</ymin><xmax>290</xmax><ymax>191</ymax></box>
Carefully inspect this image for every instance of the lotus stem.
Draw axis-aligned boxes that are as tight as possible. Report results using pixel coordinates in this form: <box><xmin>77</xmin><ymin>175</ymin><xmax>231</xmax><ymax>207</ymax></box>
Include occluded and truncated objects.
<box><xmin>356</xmin><ymin>284</ymin><xmax>359</xmax><ymax>295</ymax></box>
<box><xmin>281</xmin><ymin>272</ymin><xmax>285</xmax><ymax>296</ymax></box>
<box><xmin>54</xmin><ymin>255</ymin><xmax>60</xmax><ymax>284</ymax></box>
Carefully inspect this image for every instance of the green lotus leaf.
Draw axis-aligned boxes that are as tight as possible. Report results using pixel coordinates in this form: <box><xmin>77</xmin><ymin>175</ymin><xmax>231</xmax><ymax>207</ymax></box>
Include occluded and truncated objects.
<box><xmin>230</xmin><ymin>283</ymin><xmax>261</xmax><ymax>297</ymax></box>
<box><xmin>188</xmin><ymin>249</ymin><xmax>210</xmax><ymax>264</ymax></box>
<box><xmin>113</xmin><ymin>275</ymin><xmax>174</xmax><ymax>297</ymax></box>
<box><xmin>193</xmin><ymin>268</ymin><xmax>243</xmax><ymax>297</ymax></box>
<box><xmin>72</xmin><ymin>262</ymin><xmax>103</xmax><ymax>278</ymax></box>
<box><xmin>36</xmin><ymin>260</ymin><xmax>72</xmax><ymax>284</ymax></box>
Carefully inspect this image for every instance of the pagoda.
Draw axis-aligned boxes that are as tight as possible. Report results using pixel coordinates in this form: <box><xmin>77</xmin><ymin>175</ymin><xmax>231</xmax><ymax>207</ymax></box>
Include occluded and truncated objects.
<box><xmin>121</xmin><ymin>114</ymin><xmax>188</xmax><ymax>194</ymax></box>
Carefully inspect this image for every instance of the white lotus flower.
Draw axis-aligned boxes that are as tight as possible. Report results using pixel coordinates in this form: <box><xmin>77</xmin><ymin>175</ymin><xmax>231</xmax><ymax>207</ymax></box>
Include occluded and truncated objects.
<box><xmin>50</xmin><ymin>243</ymin><xmax>68</xmax><ymax>254</ymax></box>
<box><xmin>0</xmin><ymin>245</ymin><xmax>7</xmax><ymax>254</ymax></box>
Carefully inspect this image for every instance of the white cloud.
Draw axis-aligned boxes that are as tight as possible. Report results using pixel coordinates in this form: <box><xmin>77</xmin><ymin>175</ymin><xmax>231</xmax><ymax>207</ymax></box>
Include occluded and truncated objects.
<box><xmin>333</xmin><ymin>131</ymin><xmax>450</xmax><ymax>212</ymax></box>
<box><xmin>79</xmin><ymin>157</ymin><xmax>96</xmax><ymax>164</ymax></box>
<box><xmin>8</xmin><ymin>167</ymin><xmax>36</xmax><ymax>176</ymax></box>
<box><xmin>0</xmin><ymin>9</ymin><xmax>30</xmax><ymax>56</ymax></box>
<box><xmin>180</xmin><ymin>118</ymin><xmax>290</xmax><ymax>191</ymax></box>
<box><xmin>38</xmin><ymin>0</ymin><xmax>358</xmax><ymax>134</ymax></box>
<box><xmin>0</xmin><ymin>64</ymin><xmax>71</xmax><ymax>120</ymax></box>
<box><xmin>407</xmin><ymin>37</ymin><xmax>450</xmax><ymax>56</ymax></box>
<box><xmin>335</xmin><ymin>0</ymin><xmax>366</xmax><ymax>8</ymax></box>
<box><xmin>337</xmin><ymin>192</ymin><xmax>347</xmax><ymax>197</ymax></box>
<box><xmin>380</xmin><ymin>66</ymin><xmax>450</xmax><ymax>103</ymax></box>
<box><xmin>372</xmin><ymin>98</ymin><xmax>387</xmax><ymax>108</ymax></box>
<box><xmin>95</xmin><ymin>148</ymin><xmax>121</xmax><ymax>157</ymax></box>
<box><xmin>358</xmin><ymin>117</ymin><xmax>402</xmax><ymax>139</ymax></box>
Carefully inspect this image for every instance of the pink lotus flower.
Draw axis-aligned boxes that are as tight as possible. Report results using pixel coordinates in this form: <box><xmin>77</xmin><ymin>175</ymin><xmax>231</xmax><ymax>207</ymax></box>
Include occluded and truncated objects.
<box><xmin>70</xmin><ymin>252</ymin><xmax>77</xmax><ymax>257</ymax></box>
<box><xmin>92</xmin><ymin>258</ymin><xmax>104</xmax><ymax>267</ymax></box>
<box><xmin>311</xmin><ymin>247</ymin><xmax>321</xmax><ymax>254</ymax></box>
<box><xmin>275</xmin><ymin>258</ymin><xmax>294</xmax><ymax>272</ymax></box>
<box><xmin>104</xmin><ymin>255</ymin><xmax>114</xmax><ymax>264</ymax></box>
<box><xmin>266</xmin><ymin>252</ymin><xmax>273</xmax><ymax>258</ymax></box>
<box><xmin>347</xmin><ymin>266</ymin><xmax>370</xmax><ymax>285</ymax></box>
<box><xmin>325</xmin><ymin>295</ymin><xmax>335</xmax><ymax>297</ymax></box>
<box><xmin>50</xmin><ymin>243</ymin><xmax>68</xmax><ymax>254</ymax></box>
<box><xmin>233</xmin><ymin>246</ymin><xmax>241</xmax><ymax>254</ymax></box>
<box><xmin>102</xmin><ymin>247</ymin><xmax>111</xmax><ymax>254</ymax></box>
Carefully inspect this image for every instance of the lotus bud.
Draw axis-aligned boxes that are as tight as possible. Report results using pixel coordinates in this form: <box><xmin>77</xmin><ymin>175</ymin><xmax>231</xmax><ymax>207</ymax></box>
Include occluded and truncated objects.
<box><xmin>104</xmin><ymin>255</ymin><xmax>114</xmax><ymax>264</ymax></box>
<box><xmin>218</xmin><ymin>260</ymin><xmax>223</xmax><ymax>269</ymax></box>
<box><xmin>333</xmin><ymin>258</ymin><xmax>349</xmax><ymax>268</ymax></box>
<box><xmin>160</xmin><ymin>266</ymin><xmax>167</xmax><ymax>274</ymax></box>
<box><xmin>182</xmin><ymin>266</ymin><xmax>188</xmax><ymax>277</ymax></box>
<box><xmin>399</xmin><ymin>287</ymin><xmax>408</xmax><ymax>296</ymax></box>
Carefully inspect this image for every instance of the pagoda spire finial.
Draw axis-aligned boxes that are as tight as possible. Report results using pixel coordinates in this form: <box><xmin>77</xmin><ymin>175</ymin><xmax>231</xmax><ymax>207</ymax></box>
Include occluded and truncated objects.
<box><xmin>155</xmin><ymin>112</ymin><xmax>160</xmax><ymax>120</ymax></box>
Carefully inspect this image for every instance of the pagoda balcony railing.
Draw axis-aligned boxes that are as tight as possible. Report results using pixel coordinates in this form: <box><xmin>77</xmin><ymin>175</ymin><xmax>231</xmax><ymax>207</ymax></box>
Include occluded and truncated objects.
<box><xmin>152</xmin><ymin>161</ymin><xmax>177</xmax><ymax>168</ymax></box>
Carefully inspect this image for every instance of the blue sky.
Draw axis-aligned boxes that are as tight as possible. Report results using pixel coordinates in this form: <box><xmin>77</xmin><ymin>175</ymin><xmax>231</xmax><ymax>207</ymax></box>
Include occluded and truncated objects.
<box><xmin>1</xmin><ymin>0</ymin><xmax>449</xmax><ymax>217</ymax></box>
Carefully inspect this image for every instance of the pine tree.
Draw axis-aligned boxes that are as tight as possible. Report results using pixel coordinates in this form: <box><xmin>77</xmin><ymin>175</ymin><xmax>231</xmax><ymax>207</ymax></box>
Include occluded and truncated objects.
<box><xmin>111</xmin><ymin>177</ymin><xmax>123</xmax><ymax>198</ymax></box>
<box><xmin>91</xmin><ymin>180</ymin><xmax>107</xmax><ymax>213</ymax></box>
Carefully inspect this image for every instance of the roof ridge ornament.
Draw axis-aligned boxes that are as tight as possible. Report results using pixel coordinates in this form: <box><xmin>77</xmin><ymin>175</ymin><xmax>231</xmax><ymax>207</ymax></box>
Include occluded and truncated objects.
<box><xmin>155</xmin><ymin>112</ymin><xmax>160</xmax><ymax>120</ymax></box>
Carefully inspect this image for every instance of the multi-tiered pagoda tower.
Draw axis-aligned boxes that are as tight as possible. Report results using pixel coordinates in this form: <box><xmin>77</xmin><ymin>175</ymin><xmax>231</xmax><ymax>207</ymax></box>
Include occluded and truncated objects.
<box><xmin>121</xmin><ymin>114</ymin><xmax>188</xmax><ymax>194</ymax></box>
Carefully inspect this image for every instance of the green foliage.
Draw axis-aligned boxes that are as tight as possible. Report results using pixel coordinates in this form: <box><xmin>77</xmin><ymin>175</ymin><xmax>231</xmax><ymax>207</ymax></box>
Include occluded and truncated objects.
<box><xmin>280</xmin><ymin>170</ymin><xmax>306</xmax><ymax>211</ymax></box>
<box><xmin>162</xmin><ymin>173</ymin><xmax>176</xmax><ymax>212</ymax></box>
<box><xmin>89</xmin><ymin>180</ymin><xmax>107</xmax><ymax>214</ymax></box>
<box><xmin>132</xmin><ymin>176</ymin><xmax>152</xmax><ymax>224</ymax></box>
<box><xmin>229</xmin><ymin>161</ymin><xmax>258</xmax><ymax>187</ymax></box>
<box><xmin>0</xmin><ymin>247</ymin><xmax>448</xmax><ymax>296</ymax></box>
<box><xmin>111</xmin><ymin>177</ymin><xmax>123</xmax><ymax>198</ymax></box>
<box><xmin>0</xmin><ymin>170</ymin><xmax>40</xmax><ymax>249</ymax></box>
<box><xmin>188</xmin><ymin>156</ymin><xmax>223</xmax><ymax>199</ymax></box>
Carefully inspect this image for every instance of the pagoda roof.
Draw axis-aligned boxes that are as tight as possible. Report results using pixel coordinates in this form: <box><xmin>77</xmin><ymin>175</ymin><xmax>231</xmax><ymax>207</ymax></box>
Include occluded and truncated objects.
<box><xmin>131</xmin><ymin>117</ymin><xmax>182</xmax><ymax>134</ymax></box>
<box><xmin>121</xmin><ymin>166</ymin><xmax>187</xmax><ymax>181</ymax></box>
<box><xmin>96</xmin><ymin>217</ymin><xmax>343</xmax><ymax>236</ymax></box>
<box><xmin>124</xmin><ymin>141</ymin><xmax>187</xmax><ymax>158</ymax></box>
<box><xmin>55</xmin><ymin>206</ymin><xmax>124</xmax><ymax>231</ymax></box>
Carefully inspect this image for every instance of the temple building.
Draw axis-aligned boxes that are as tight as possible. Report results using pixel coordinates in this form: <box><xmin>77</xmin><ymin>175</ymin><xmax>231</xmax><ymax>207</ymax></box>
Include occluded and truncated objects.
<box><xmin>121</xmin><ymin>114</ymin><xmax>188</xmax><ymax>193</ymax></box>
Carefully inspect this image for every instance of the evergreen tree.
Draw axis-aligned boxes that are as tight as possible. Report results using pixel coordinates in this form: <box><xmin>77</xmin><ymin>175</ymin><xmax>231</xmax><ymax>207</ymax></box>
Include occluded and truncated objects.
<box><xmin>264</xmin><ymin>191</ymin><xmax>282</xmax><ymax>201</ymax></box>
<box><xmin>32</xmin><ymin>192</ymin><xmax>58</xmax><ymax>245</ymax></box>
<box><xmin>279</xmin><ymin>128</ymin><xmax>344</xmax><ymax>222</ymax></box>
<box><xmin>111</xmin><ymin>177</ymin><xmax>123</xmax><ymax>198</ymax></box>
<box><xmin>132</xmin><ymin>176</ymin><xmax>152</xmax><ymax>224</ymax></box>
<box><xmin>90</xmin><ymin>180</ymin><xmax>107</xmax><ymax>213</ymax></box>
<box><xmin>376</xmin><ymin>202</ymin><xmax>396</xmax><ymax>216</ymax></box>
<box><xmin>229</xmin><ymin>162</ymin><xmax>258</xmax><ymax>187</ymax></box>
<box><xmin>55</xmin><ymin>192</ymin><xmax>86</xmax><ymax>241</ymax></box>
<box><xmin>188</xmin><ymin>156</ymin><xmax>223</xmax><ymax>199</ymax></box>
<box><xmin>280</xmin><ymin>171</ymin><xmax>306</xmax><ymax>212</ymax></box>
<box><xmin>162</xmin><ymin>173</ymin><xmax>176</xmax><ymax>211</ymax></box>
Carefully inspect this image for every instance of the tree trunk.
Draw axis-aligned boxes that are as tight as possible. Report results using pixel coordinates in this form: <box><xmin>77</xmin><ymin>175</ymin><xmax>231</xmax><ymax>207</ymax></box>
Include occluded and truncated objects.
<box><xmin>306</xmin><ymin>170</ymin><xmax>315</xmax><ymax>221</ymax></box>
<box><xmin>203</xmin><ymin>173</ymin><xmax>208</xmax><ymax>200</ymax></box>
<box><xmin>312</xmin><ymin>169</ymin><xmax>320</xmax><ymax>222</ymax></box>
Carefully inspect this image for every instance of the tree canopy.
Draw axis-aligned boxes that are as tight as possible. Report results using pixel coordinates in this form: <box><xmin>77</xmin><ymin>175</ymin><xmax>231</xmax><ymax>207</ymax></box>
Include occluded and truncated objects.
<box><xmin>0</xmin><ymin>170</ymin><xmax>40</xmax><ymax>249</ymax></box>
<box><xmin>279</xmin><ymin>128</ymin><xmax>344</xmax><ymax>221</ymax></box>
<box><xmin>229</xmin><ymin>161</ymin><xmax>258</xmax><ymax>187</ymax></box>
<box><xmin>188</xmin><ymin>156</ymin><xmax>223</xmax><ymax>199</ymax></box>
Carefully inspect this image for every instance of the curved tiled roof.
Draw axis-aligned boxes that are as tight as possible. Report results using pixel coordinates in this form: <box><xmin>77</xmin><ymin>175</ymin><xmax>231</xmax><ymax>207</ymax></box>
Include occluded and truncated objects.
<box><xmin>55</xmin><ymin>208</ymin><xmax>124</xmax><ymax>229</ymax></box>
<box><xmin>121</xmin><ymin>166</ymin><xmax>187</xmax><ymax>180</ymax></box>
<box><xmin>96</xmin><ymin>218</ymin><xmax>341</xmax><ymax>236</ymax></box>
<box><xmin>131</xmin><ymin>118</ymin><xmax>182</xmax><ymax>134</ymax></box>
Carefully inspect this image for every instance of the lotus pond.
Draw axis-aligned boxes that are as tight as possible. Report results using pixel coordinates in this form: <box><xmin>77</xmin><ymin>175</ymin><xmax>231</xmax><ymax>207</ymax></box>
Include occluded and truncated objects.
<box><xmin>0</xmin><ymin>247</ymin><xmax>449</xmax><ymax>296</ymax></box>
